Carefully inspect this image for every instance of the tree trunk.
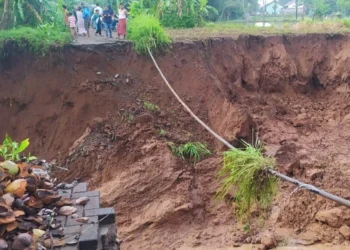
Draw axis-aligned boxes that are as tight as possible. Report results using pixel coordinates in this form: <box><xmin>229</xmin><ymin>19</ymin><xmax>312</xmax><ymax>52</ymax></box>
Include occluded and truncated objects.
<box><xmin>0</xmin><ymin>0</ymin><xmax>15</xmax><ymax>30</ymax></box>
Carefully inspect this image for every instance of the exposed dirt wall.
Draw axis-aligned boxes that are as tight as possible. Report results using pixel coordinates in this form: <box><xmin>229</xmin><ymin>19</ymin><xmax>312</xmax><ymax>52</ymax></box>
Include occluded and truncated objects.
<box><xmin>2</xmin><ymin>34</ymin><xmax>350</xmax><ymax>249</ymax></box>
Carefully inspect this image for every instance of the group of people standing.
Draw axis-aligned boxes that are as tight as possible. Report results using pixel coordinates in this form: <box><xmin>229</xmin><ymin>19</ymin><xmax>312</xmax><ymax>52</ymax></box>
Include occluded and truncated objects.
<box><xmin>63</xmin><ymin>3</ymin><xmax>128</xmax><ymax>40</ymax></box>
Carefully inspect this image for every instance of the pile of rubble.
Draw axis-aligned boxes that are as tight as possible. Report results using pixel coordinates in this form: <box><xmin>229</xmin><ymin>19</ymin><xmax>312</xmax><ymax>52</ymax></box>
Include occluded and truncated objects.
<box><xmin>0</xmin><ymin>160</ymin><xmax>117</xmax><ymax>250</ymax></box>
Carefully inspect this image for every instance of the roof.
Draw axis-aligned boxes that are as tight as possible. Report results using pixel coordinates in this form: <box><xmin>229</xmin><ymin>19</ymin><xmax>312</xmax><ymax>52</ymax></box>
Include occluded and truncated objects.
<box><xmin>262</xmin><ymin>1</ymin><xmax>283</xmax><ymax>8</ymax></box>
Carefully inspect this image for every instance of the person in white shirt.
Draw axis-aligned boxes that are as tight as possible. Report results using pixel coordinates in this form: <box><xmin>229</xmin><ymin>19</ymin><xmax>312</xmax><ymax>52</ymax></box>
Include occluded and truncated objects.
<box><xmin>94</xmin><ymin>3</ymin><xmax>103</xmax><ymax>17</ymax></box>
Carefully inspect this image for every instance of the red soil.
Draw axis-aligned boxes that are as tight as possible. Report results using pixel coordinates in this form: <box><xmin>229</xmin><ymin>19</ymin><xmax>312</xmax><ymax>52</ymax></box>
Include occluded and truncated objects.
<box><xmin>2</xmin><ymin>34</ymin><xmax>350</xmax><ymax>249</ymax></box>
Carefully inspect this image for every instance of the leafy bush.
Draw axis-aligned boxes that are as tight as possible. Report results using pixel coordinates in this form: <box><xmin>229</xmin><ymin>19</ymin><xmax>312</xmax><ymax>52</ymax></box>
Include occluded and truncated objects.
<box><xmin>216</xmin><ymin>141</ymin><xmax>277</xmax><ymax>219</ymax></box>
<box><xmin>161</xmin><ymin>13</ymin><xmax>196</xmax><ymax>28</ymax></box>
<box><xmin>0</xmin><ymin>26</ymin><xmax>71</xmax><ymax>58</ymax></box>
<box><xmin>0</xmin><ymin>135</ymin><xmax>36</xmax><ymax>162</ymax></box>
<box><xmin>128</xmin><ymin>14</ymin><xmax>170</xmax><ymax>54</ymax></box>
<box><xmin>171</xmin><ymin>142</ymin><xmax>210</xmax><ymax>163</ymax></box>
<box><xmin>343</xmin><ymin>19</ymin><xmax>350</xmax><ymax>28</ymax></box>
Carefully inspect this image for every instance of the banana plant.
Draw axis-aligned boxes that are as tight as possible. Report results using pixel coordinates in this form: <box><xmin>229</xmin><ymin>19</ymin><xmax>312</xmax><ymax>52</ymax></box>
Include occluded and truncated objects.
<box><xmin>0</xmin><ymin>135</ymin><xmax>36</xmax><ymax>162</ymax></box>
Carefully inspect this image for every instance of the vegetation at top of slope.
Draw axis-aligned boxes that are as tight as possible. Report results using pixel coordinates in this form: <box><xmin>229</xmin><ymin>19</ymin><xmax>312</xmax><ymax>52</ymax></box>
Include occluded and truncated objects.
<box><xmin>0</xmin><ymin>25</ymin><xmax>71</xmax><ymax>58</ymax></box>
<box><xmin>128</xmin><ymin>14</ymin><xmax>170</xmax><ymax>53</ymax></box>
<box><xmin>167</xmin><ymin>19</ymin><xmax>350</xmax><ymax>41</ymax></box>
<box><xmin>216</xmin><ymin>141</ymin><xmax>277</xmax><ymax>220</ymax></box>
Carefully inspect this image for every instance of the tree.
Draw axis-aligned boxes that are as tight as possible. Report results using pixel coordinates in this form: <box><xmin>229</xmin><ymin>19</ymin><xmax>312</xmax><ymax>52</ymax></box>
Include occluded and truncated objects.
<box><xmin>0</xmin><ymin>0</ymin><xmax>14</xmax><ymax>29</ymax></box>
<box><xmin>337</xmin><ymin>0</ymin><xmax>350</xmax><ymax>15</ymax></box>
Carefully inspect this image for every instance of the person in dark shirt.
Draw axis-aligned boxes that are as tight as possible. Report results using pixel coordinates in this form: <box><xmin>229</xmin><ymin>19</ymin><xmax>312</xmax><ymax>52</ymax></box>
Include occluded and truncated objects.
<box><xmin>103</xmin><ymin>5</ymin><xmax>114</xmax><ymax>38</ymax></box>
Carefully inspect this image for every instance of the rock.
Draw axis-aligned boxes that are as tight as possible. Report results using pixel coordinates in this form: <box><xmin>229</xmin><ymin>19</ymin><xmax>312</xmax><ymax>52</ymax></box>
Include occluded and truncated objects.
<box><xmin>96</xmin><ymin>72</ymin><xmax>102</xmax><ymax>75</ymax></box>
<box><xmin>339</xmin><ymin>225</ymin><xmax>350</xmax><ymax>239</ymax></box>
<box><xmin>114</xmin><ymin>74</ymin><xmax>119</xmax><ymax>78</ymax></box>
<box><xmin>315</xmin><ymin>207</ymin><xmax>343</xmax><ymax>227</ymax></box>
<box><xmin>255</xmin><ymin>244</ymin><xmax>266</xmax><ymax>250</ymax></box>
<box><xmin>233</xmin><ymin>242</ymin><xmax>241</xmax><ymax>247</ymax></box>
<box><xmin>96</xmin><ymin>85</ymin><xmax>102</xmax><ymax>92</ymax></box>
<box><xmin>261</xmin><ymin>231</ymin><xmax>276</xmax><ymax>249</ymax></box>
<box><xmin>293</xmin><ymin>113</ymin><xmax>308</xmax><ymax>127</ymax></box>
<box><xmin>305</xmin><ymin>169</ymin><xmax>324</xmax><ymax>181</ymax></box>
<box><xmin>295</xmin><ymin>231</ymin><xmax>319</xmax><ymax>245</ymax></box>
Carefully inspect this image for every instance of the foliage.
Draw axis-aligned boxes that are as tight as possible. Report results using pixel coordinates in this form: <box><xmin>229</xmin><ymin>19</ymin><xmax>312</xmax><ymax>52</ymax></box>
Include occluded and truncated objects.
<box><xmin>343</xmin><ymin>19</ymin><xmax>350</xmax><ymax>28</ymax></box>
<box><xmin>0</xmin><ymin>26</ymin><xmax>71</xmax><ymax>58</ymax></box>
<box><xmin>216</xmin><ymin>141</ymin><xmax>277</xmax><ymax>219</ymax></box>
<box><xmin>0</xmin><ymin>135</ymin><xmax>36</xmax><ymax>162</ymax></box>
<box><xmin>337</xmin><ymin>0</ymin><xmax>350</xmax><ymax>15</ymax></box>
<box><xmin>171</xmin><ymin>142</ymin><xmax>210</xmax><ymax>163</ymax></box>
<box><xmin>160</xmin><ymin>13</ymin><xmax>196</xmax><ymax>28</ymax></box>
<box><xmin>129</xmin><ymin>0</ymin><xmax>218</xmax><ymax>27</ymax></box>
<box><xmin>128</xmin><ymin>14</ymin><xmax>170</xmax><ymax>53</ymax></box>
<box><xmin>143</xmin><ymin>101</ymin><xmax>160</xmax><ymax>112</ymax></box>
<box><xmin>195</xmin><ymin>0</ymin><xmax>218</xmax><ymax>26</ymax></box>
<box><xmin>208</xmin><ymin>0</ymin><xmax>258</xmax><ymax>21</ymax></box>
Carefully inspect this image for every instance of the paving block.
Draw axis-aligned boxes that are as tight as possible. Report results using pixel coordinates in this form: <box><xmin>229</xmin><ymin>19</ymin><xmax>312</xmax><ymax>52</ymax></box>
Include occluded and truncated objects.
<box><xmin>71</xmin><ymin>191</ymin><xmax>100</xmax><ymax>199</ymax></box>
<box><xmin>63</xmin><ymin>225</ymin><xmax>82</xmax><ymax>243</ymax></box>
<box><xmin>66</xmin><ymin>216</ymin><xmax>98</xmax><ymax>227</ymax></box>
<box><xmin>84</xmin><ymin>196</ymin><xmax>100</xmax><ymax>210</ymax></box>
<box><xmin>58</xmin><ymin>189</ymin><xmax>72</xmax><ymax>198</ymax></box>
<box><xmin>75</xmin><ymin>205</ymin><xmax>84</xmax><ymax>217</ymax></box>
<box><xmin>73</xmin><ymin>183</ymin><xmax>87</xmax><ymax>193</ymax></box>
<box><xmin>79</xmin><ymin>224</ymin><xmax>99</xmax><ymax>250</ymax></box>
<box><xmin>59</xmin><ymin>245</ymin><xmax>79</xmax><ymax>250</ymax></box>
<box><xmin>85</xmin><ymin>207</ymin><xmax>115</xmax><ymax>224</ymax></box>
<box><xmin>56</xmin><ymin>216</ymin><xmax>67</xmax><ymax>226</ymax></box>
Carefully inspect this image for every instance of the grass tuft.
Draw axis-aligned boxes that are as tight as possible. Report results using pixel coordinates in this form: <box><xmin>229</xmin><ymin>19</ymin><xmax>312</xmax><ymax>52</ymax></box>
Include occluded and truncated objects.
<box><xmin>128</xmin><ymin>14</ymin><xmax>170</xmax><ymax>54</ymax></box>
<box><xmin>144</xmin><ymin>101</ymin><xmax>160</xmax><ymax>112</ymax></box>
<box><xmin>216</xmin><ymin>141</ymin><xmax>277</xmax><ymax>219</ymax></box>
<box><xmin>171</xmin><ymin>142</ymin><xmax>210</xmax><ymax>163</ymax></box>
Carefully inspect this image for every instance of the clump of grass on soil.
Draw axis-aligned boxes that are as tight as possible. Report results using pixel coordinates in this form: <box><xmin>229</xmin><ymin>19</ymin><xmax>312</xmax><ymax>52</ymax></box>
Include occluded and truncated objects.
<box><xmin>216</xmin><ymin>141</ymin><xmax>277</xmax><ymax>220</ymax></box>
<box><xmin>144</xmin><ymin>101</ymin><xmax>160</xmax><ymax>112</ymax></box>
<box><xmin>0</xmin><ymin>26</ymin><xmax>71</xmax><ymax>58</ymax></box>
<box><xmin>128</xmin><ymin>14</ymin><xmax>170</xmax><ymax>54</ymax></box>
<box><xmin>171</xmin><ymin>142</ymin><xmax>210</xmax><ymax>163</ymax></box>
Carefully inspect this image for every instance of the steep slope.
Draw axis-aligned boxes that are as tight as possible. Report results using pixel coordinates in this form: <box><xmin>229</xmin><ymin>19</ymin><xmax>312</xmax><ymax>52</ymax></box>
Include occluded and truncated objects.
<box><xmin>1</xmin><ymin>35</ymin><xmax>350</xmax><ymax>249</ymax></box>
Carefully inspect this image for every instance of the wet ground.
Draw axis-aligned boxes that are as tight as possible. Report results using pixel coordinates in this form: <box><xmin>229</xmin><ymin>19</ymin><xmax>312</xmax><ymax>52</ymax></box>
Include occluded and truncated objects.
<box><xmin>73</xmin><ymin>28</ymin><xmax>127</xmax><ymax>45</ymax></box>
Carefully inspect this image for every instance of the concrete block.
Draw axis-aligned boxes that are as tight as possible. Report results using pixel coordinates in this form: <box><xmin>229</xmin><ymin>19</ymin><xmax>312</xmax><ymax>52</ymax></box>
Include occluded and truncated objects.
<box><xmin>73</xmin><ymin>183</ymin><xmax>87</xmax><ymax>193</ymax></box>
<box><xmin>66</xmin><ymin>216</ymin><xmax>98</xmax><ymax>227</ymax></box>
<box><xmin>59</xmin><ymin>245</ymin><xmax>79</xmax><ymax>250</ymax></box>
<box><xmin>84</xmin><ymin>196</ymin><xmax>100</xmax><ymax>210</ymax></box>
<box><xmin>63</xmin><ymin>225</ymin><xmax>81</xmax><ymax>243</ymax></box>
<box><xmin>79</xmin><ymin>224</ymin><xmax>99</xmax><ymax>250</ymax></box>
<box><xmin>71</xmin><ymin>191</ymin><xmax>100</xmax><ymax>199</ymax></box>
<box><xmin>56</xmin><ymin>216</ymin><xmax>67</xmax><ymax>226</ymax></box>
<box><xmin>85</xmin><ymin>207</ymin><xmax>115</xmax><ymax>224</ymax></box>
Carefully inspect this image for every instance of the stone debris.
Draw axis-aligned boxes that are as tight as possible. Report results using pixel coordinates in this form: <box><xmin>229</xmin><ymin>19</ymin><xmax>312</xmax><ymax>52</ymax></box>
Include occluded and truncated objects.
<box><xmin>0</xmin><ymin>159</ymin><xmax>117</xmax><ymax>250</ymax></box>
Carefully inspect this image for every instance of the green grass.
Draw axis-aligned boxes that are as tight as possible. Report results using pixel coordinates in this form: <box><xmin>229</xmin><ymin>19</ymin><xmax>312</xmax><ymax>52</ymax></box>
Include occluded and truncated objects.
<box><xmin>144</xmin><ymin>101</ymin><xmax>160</xmax><ymax>112</ymax></box>
<box><xmin>171</xmin><ymin>142</ymin><xmax>210</xmax><ymax>163</ymax></box>
<box><xmin>159</xmin><ymin>129</ymin><xmax>167</xmax><ymax>136</ymax></box>
<box><xmin>128</xmin><ymin>14</ymin><xmax>170</xmax><ymax>54</ymax></box>
<box><xmin>167</xmin><ymin>19</ymin><xmax>350</xmax><ymax>41</ymax></box>
<box><xmin>216</xmin><ymin>141</ymin><xmax>277</xmax><ymax>220</ymax></box>
<box><xmin>0</xmin><ymin>26</ymin><xmax>71</xmax><ymax>58</ymax></box>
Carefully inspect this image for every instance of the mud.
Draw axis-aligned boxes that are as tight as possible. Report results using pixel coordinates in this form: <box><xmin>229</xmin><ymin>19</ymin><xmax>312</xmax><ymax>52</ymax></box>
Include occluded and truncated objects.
<box><xmin>1</xmin><ymin>34</ymin><xmax>350</xmax><ymax>249</ymax></box>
